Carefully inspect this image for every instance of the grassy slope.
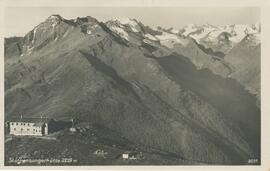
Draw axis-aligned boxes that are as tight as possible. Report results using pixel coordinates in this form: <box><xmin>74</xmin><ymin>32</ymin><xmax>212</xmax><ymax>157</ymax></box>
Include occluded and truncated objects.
<box><xmin>224</xmin><ymin>40</ymin><xmax>260</xmax><ymax>100</ymax></box>
<box><xmin>5</xmin><ymin>123</ymin><xmax>195</xmax><ymax>165</ymax></box>
<box><xmin>4</xmin><ymin>19</ymin><xmax>260</xmax><ymax>165</ymax></box>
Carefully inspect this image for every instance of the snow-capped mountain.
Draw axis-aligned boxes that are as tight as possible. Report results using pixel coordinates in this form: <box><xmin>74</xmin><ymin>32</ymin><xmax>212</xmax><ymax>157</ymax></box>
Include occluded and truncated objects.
<box><xmin>104</xmin><ymin>18</ymin><xmax>260</xmax><ymax>55</ymax></box>
<box><xmin>179</xmin><ymin>23</ymin><xmax>260</xmax><ymax>53</ymax></box>
<box><xmin>5</xmin><ymin>15</ymin><xmax>260</xmax><ymax>100</ymax></box>
<box><xmin>4</xmin><ymin>15</ymin><xmax>260</xmax><ymax>165</ymax></box>
<box><xmin>105</xmin><ymin>17</ymin><xmax>145</xmax><ymax>41</ymax></box>
<box><xmin>106</xmin><ymin>18</ymin><xmax>190</xmax><ymax>49</ymax></box>
<box><xmin>103</xmin><ymin>17</ymin><xmax>261</xmax><ymax>101</ymax></box>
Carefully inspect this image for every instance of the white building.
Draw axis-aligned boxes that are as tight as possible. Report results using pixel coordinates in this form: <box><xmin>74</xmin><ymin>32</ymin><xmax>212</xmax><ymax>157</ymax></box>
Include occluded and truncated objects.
<box><xmin>122</xmin><ymin>151</ymin><xmax>140</xmax><ymax>160</ymax></box>
<box><xmin>8</xmin><ymin>117</ymin><xmax>52</xmax><ymax>136</ymax></box>
<box><xmin>122</xmin><ymin>153</ymin><xmax>129</xmax><ymax>159</ymax></box>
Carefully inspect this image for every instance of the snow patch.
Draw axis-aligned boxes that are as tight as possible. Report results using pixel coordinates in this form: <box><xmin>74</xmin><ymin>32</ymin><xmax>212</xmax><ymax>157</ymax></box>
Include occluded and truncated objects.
<box><xmin>49</xmin><ymin>15</ymin><xmax>62</xmax><ymax>28</ymax></box>
<box><xmin>32</xmin><ymin>28</ymin><xmax>37</xmax><ymax>44</ymax></box>
<box><xmin>130</xmin><ymin>27</ymin><xmax>139</xmax><ymax>32</ymax></box>
<box><xmin>87</xmin><ymin>30</ymin><xmax>92</xmax><ymax>34</ymax></box>
<box><xmin>52</xmin><ymin>22</ymin><xmax>57</xmax><ymax>28</ymax></box>
<box><xmin>92</xmin><ymin>24</ymin><xmax>99</xmax><ymax>29</ymax></box>
<box><xmin>225</xmin><ymin>24</ymin><xmax>260</xmax><ymax>44</ymax></box>
<box><xmin>171</xmin><ymin>28</ymin><xmax>179</xmax><ymax>34</ymax></box>
<box><xmin>26</xmin><ymin>45</ymin><xmax>34</xmax><ymax>54</ymax></box>
<box><xmin>27</xmin><ymin>45</ymin><xmax>33</xmax><ymax>51</ymax></box>
<box><xmin>189</xmin><ymin>27</ymin><xmax>217</xmax><ymax>42</ymax></box>
<box><xmin>182</xmin><ymin>24</ymin><xmax>260</xmax><ymax>45</ymax></box>
<box><xmin>49</xmin><ymin>15</ymin><xmax>60</xmax><ymax>20</ymax></box>
<box><xmin>145</xmin><ymin>34</ymin><xmax>158</xmax><ymax>41</ymax></box>
<box><xmin>156</xmin><ymin>32</ymin><xmax>188</xmax><ymax>48</ymax></box>
<box><xmin>244</xmin><ymin>33</ymin><xmax>260</xmax><ymax>46</ymax></box>
<box><xmin>110</xmin><ymin>26</ymin><xmax>129</xmax><ymax>40</ymax></box>
<box><xmin>63</xmin><ymin>30</ymin><xmax>69</xmax><ymax>38</ymax></box>
<box><xmin>182</xmin><ymin>24</ymin><xmax>198</xmax><ymax>36</ymax></box>
<box><xmin>112</xmin><ymin>18</ymin><xmax>140</xmax><ymax>32</ymax></box>
<box><xmin>152</xmin><ymin>27</ymin><xmax>159</xmax><ymax>31</ymax></box>
<box><xmin>252</xmin><ymin>34</ymin><xmax>261</xmax><ymax>45</ymax></box>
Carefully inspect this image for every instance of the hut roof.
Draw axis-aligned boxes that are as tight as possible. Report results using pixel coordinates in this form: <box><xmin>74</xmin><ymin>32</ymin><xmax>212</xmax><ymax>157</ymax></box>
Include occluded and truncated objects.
<box><xmin>7</xmin><ymin>117</ymin><xmax>52</xmax><ymax>124</ymax></box>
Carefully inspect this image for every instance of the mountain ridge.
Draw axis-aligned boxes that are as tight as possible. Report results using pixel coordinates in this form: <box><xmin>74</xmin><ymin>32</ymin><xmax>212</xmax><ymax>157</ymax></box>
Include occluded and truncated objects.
<box><xmin>4</xmin><ymin>14</ymin><xmax>260</xmax><ymax>165</ymax></box>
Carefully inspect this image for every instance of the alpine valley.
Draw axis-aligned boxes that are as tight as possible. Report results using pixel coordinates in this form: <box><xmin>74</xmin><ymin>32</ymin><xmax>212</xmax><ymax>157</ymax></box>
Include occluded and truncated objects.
<box><xmin>4</xmin><ymin>15</ymin><xmax>260</xmax><ymax>165</ymax></box>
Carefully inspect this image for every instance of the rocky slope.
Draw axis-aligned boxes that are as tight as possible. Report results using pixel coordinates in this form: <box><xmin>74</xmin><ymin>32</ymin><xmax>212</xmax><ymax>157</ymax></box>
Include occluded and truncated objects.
<box><xmin>225</xmin><ymin>34</ymin><xmax>261</xmax><ymax>101</ymax></box>
<box><xmin>102</xmin><ymin>20</ymin><xmax>261</xmax><ymax>99</ymax></box>
<box><xmin>4</xmin><ymin>15</ymin><xmax>260</xmax><ymax>165</ymax></box>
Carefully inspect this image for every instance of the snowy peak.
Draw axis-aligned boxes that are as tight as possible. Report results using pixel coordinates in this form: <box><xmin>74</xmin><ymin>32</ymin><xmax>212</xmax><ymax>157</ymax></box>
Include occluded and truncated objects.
<box><xmin>222</xmin><ymin>24</ymin><xmax>260</xmax><ymax>43</ymax></box>
<box><xmin>47</xmin><ymin>14</ymin><xmax>63</xmax><ymax>21</ymax></box>
<box><xmin>241</xmin><ymin>33</ymin><xmax>260</xmax><ymax>46</ymax></box>
<box><xmin>106</xmin><ymin>17</ymin><xmax>191</xmax><ymax>48</ymax></box>
<box><xmin>105</xmin><ymin>17</ymin><xmax>144</xmax><ymax>39</ymax></box>
<box><xmin>44</xmin><ymin>14</ymin><xmax>65</xmax><ymax>28</ymax></box>
<box><xmin>73</xmin><ymin>16</ymin><xmax>99</xmax><ymax>25</ymax></box>
<box><xmin>113</xmin><ymin>17</ymin><xmax>138</xmax><ymax>26</ymax></box>
<box><xmin>180</xmin><ymin>23</ymin><xmax>260</xmax><ymax>43</ymax></box>
<box><xmin>15</xmin><ymin>15</ymin><xmax>261</xmax><ymax>57</ymax></box>
<box><xmin>178</xmin><ymin>23</ymin><xmax>261</xmax><ymax>53</ymax></box>
<box><xmin>154</xmin><ymin>31</ymin><xmax>189</xmax><ymax>48</ymax></box>
<box><xmin>105</xmin><ymin>20</ymin><xmax>130</xmax><ymax>40</ymax></box>
<box><xmin>181</xmin><ymin>24</ymin><xmax>200</xmax><ymax>36</ymax></box>
<box><xmin>105</xmin><ymin>17</ymin><xmax>146</xmax><ymax>41</ymax></box>
<box><xmin>110</xmin><ymin>17</ymin><xmax>141</xmax><ymax>32</ymax></box>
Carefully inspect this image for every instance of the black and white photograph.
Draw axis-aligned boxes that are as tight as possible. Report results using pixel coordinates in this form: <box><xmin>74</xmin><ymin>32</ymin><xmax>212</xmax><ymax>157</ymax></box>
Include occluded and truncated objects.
<box><xmin>2</xmin><ymin>4</ymin><xmax>264</xmax><ymax>167</ymax></box>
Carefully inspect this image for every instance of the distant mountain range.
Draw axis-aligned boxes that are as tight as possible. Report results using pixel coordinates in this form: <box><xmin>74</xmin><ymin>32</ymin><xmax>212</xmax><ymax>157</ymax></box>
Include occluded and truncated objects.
<box><xmin>4</xmin><ymin>15</ymin><xmax>260</xmax><ymax>165</ymax></box>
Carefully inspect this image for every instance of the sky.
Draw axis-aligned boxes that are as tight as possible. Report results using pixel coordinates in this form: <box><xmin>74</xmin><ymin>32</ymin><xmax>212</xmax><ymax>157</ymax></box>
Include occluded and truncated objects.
<box><xmin>4</xmin><ymin>7</ymin><xmax>260</xmax><ymax>37</ymax></box>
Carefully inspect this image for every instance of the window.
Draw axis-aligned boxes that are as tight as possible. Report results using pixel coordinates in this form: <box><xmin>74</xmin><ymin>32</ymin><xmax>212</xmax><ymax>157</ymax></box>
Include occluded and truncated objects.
<box><xmin>27</xmin><ymin>129</ymin><xmax>29</xmax><ymax>131</ymax></box>
<box><xmin>28</xmin><ymin>123</ymin><xmax>30</xmax><ymax>126</ymax></box>
<box><xmin>11</xmin><ymin>123</ymin><xmax>14</xmax><ymax>125</ymax></box>
<box><xmin>16</xmin><ymin>123</ymin><xmax>18</xmax><ymax>125</ymax></box>
<box><xmin>21</xmin><ymin>128</ymin><xmax>23</xmax><ymax>131</ymax></box>
<box><xmin>14</xmin><ymin>128</ymin><xmax>16</xmax><ymax>131</ymax></box>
